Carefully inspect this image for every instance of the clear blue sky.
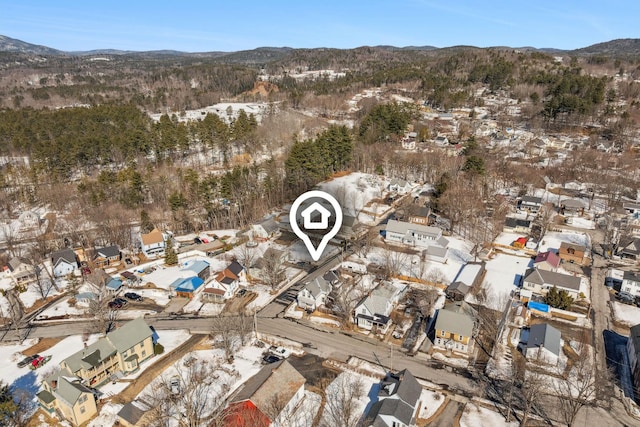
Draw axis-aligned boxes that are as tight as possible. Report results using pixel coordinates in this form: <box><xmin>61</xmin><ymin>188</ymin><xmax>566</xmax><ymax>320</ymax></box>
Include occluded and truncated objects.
<box><xmin>1</xmin><ymin>0</ymin><xmax>638</xmax><ymax>52</ymax></box>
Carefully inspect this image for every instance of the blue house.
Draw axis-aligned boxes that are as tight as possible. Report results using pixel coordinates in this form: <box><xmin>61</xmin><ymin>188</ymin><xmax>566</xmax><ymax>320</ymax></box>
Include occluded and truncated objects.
<box><xmin>184</xmin><ymin>260</ymin><xmax>210</xmax><ymax>281</ymax></box>
<box><xmin>106</xmin><ymin>278</ymin><xmax>123</xmax><ymax>294</ymax></box>
<box><xmin>170</xmin><ymin>277</ymin><xmax>204</xmax><ymax>299</ymax></box>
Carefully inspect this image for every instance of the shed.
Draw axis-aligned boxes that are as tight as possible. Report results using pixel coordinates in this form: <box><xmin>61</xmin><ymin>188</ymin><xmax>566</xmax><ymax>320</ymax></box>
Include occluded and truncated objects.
<box><xmin>105</xmin><ymin>278</ymin><xmax>123</xmax><ymax>293</ymax></box>
<box><xmin>170</xmin><ymin>277</ymin><xmax>204</xmax><ymax>298</ymax></box>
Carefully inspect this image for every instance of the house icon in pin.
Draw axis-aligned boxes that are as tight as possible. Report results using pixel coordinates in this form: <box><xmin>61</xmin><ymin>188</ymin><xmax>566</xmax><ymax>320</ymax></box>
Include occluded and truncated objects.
<box><xmin>301</xmin><ymin>202</ymin><xmax>331</xmax><ymax>230</ymax></box>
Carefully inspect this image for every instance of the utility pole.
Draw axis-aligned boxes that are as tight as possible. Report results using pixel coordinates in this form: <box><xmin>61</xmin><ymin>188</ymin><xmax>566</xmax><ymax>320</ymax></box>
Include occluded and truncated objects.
<box><xmin>253</xmin><ymin>310</ymin><xmax>258</xmax><ymax>340</ymax></box>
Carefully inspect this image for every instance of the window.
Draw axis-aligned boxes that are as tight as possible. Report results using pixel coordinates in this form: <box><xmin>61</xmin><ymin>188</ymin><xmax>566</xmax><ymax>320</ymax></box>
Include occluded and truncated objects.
<box><xmin>440</xmin><ymin>330</ymin><xmax>445</xmax><ymax>337</ymax></box>
<box><xmin>459</xmin><ymin>335</ymin><xmax>464</xmax><ymax>341</ymax></box>
<box><xmin>80</xmin><ymin>406</ymin><xmax>85</xmax><ymax>414</ymax></box>
<box><xmin>142</xmin><ymin>350</ymin><xmax>146</xmax><ymax>357</ymax></box>
<box><xmin>79</xmin><ymin>395</ymin><xmax>87</xmax><ymax>404</ymax></box>
<box><xmin>140</xmin><ymin>343</ymin><xmax>144</xmax><ymax>348</ymax></box>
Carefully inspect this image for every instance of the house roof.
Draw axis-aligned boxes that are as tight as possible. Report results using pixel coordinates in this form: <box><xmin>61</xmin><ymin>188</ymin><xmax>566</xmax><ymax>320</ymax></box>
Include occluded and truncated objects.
<box><xmin>257</xmin><ymin>218</ymin><xmax>279</xmax><ymax>234</ymax></box>
<box><xmin>224</xmin><ymin>400</ymin><xmax>271</xmax><ymax>427</ymax></box>
<box><xmin>434</xmin><ymin>301</ymin><xmax>476</xmax><ymax>337</ymax></box>
<box><xmin>562</xmin><ymin>199</ymin><xmax>585</xmax><ymax>209</ymax></box>
<box><xmin>75</xmin><ymin>292</ymin><xmax>98</xmax><ymax>301</ymax></box>
<box><xmin>64</xmin><ymin>336</ymin><xmax>118</xmax><ymax>373</ymax></box>
<box><xmin>453</xmin><ymin>263</ymin><xmax>483</xmax><ymax>287</ymax></box>
<box><xmin>95</xmin><ymin>245</ymin><xmax>120</xmax><ymax>259</ymax></box>
<box><xmin>141</xmin><ymin>228</ymin><xmax>164</xmax><ymax>246</ymax></box>
<box><xmin>523</xmin><ymin>268</ymin><xmax>581</xmax><ymax>291</ymax></box>
<box><xmin>534</xmin><ymin>251</ymin><xmax>561</xmax><ymax>268</ymax></box>
<box><xmin>107</xmin><ymin>317</ymin><xmax>153</xmax><ymax>354</ymax></box>
<box><xmin>185</xmin><ymin>260</ymin><xmax>209</xmax><ymax>275</ymax></box>
<box><xmin>619</xmin><ymin>237</ymin><xmax>640</xmax><ymax>256</ymax></box>
<box><xmin>378</xmin><ymin>369</ymin><xmax>421</xmax><ymax>407</ymax></box>
<box><xmin>203</xmin><ymin>287</ymin><xmax>226</xmax><ymax>295</ymax></box>
<box><xmin>521</xmin><ymin>195</ymin><xmax>543</xmax><ymax>205</ymax></box>
<box><xmin>358</xmin><ymin>281</ymin><xmax>406</xmax><ymax>317</ymax></box>
<box><xmin>51</xmin><ymin>248</ymin><xmax>77</xmax><ymax>266</ymax></box>
<box><xmin>8</xmin><ymin>256</ymin><xmax>31</xmax><ymax>272</ymax></box>
<box><xmin>369</xmin><ymin>398</ymin><xmax>415</xmax><ymax>427</ymax></box>
<box><xmin>230</xmin><ymin>360</ymin><xmax>305</xmax><ymax>419</ymax></box>
<box><xmin>117</xmin><ymin>401</ymin><xmax>147</xmax><ymax>425</ymax></box>
<box><xmin>303</xmin><ymin>276</ymin><xmax>331</xmax><ymax>298</ymax></box>
<box><xmin>171</xmin><ymin>276</ymin><xmax>204</xmax><ymax>293</ymax></box>
<box><xmin>409</xmin><ymin>206</ymin><xmax>430</xmax><ymax>218</ymax></box>
<box><xmin>386</xmin><ymin>219</ymin><xmax>441</xmax><ymax>239</ymax></box>
<box><xmin>559</xmin><ymin>241</ymin><xmax>587</xmax><ymax>254</ymax></box>
<box><xmin>447</xmin><ymin>281</ymin><xmax>470</xmax><ymax>296</ymax></box>
<box><xmin>106</xmin><ymin>278</ymin><xmax>123</xmax><ymax>290</ymax></box>
<box><xmin>54</xmin><ymin>374</ymin><xmax>94</xmax><ymax>406</ymax></box>
<box><xmin>623</xmin><ymin>271</ymin><xmax>640</xmax><ymax>283</ymax></box>
<box><xmin>425</xmin><ymin>245</ymin><xmax>448</xmax><ymax>258</ymax></box>
<box><xmin>526</xmin><ymin>323</ymin><xmax>561</xmax><ymax>357</ymax></box>
<box><xmin>228</xmin><ymin>261</ymin><xmax>245</xmax><ymax>276</ymax></box>
<box><xmin>389</xmin><ymin>178</ymin><xmax>409</xmax><ymax>187</ymax></box>
<box><xmin>504</xmin><ymin>217</ymin><xmax>532</xmax><ymax>228</ymax></box>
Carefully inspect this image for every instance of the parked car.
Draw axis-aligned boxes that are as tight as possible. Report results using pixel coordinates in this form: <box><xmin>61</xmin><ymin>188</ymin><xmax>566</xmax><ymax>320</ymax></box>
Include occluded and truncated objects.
<box><xmin>169</xmin><ymin>377</ymin><xmax>180</xmax><ymax>394</ymax></box>
<box><xmin>262</xmin><ymin>354</ymin><xmax>282</xmax><ymax>364</ymax></box>
<box><xmin>270</xmin><ymin>347</ymin><xmax>291</xmax><ymax>358</ymax></box>
<box><xmin>108</xmin><ymin>300</ymin><xmax>123</xmax><ymax>309</ymax></box>
<box><xmin>124</xmin><ymin>292</ymin><xmax>143</xmax><ymax>301</ymax></box>
<box><xmin>237</xmin><ymin>289</ymin><xmax>247</xmax><ymax>297</ymax></box>
<box><xmin>30</xmin><ymin>355</ymin><xmax>52</xmax><ymax>370</ymax></box>
<box><xmin>17</xmin><ymin>354</ymin><xmax>39</xmax><ymax>368</ymax></box>
<box><xmin>618</xmin><ymin>292</ymin><xmax>634</xmax><ymax>304</ymax></box>
<box><xmin>114</xmin><ymin>297</ymin><xmax>128</xmax><ymax>306</ymax></box>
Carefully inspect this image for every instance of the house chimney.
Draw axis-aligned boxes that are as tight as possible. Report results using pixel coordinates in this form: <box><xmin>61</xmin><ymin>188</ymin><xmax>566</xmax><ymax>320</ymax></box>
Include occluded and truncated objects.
<box><xmin>84</xmin><ymin>342</ymin><xmax>88</xmax><ymax>348</ymax></box>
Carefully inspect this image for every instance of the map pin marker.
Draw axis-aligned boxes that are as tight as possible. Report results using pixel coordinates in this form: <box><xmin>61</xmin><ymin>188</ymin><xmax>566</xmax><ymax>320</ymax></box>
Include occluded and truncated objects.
<box><xmin>290</xmin><ymin>190</ymin><xmax>343</xmax><ymax>262</ymax></box>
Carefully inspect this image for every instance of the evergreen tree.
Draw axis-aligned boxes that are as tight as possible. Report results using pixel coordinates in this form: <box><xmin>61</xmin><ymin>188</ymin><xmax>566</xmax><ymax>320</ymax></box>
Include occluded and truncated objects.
<box><xmin>544</xmin><ymin>286</ymin><xmax>574</xmax><ymax>310</ymax></box>
<box><xmin>0</xmin><ymin>381</ymin><xmax>17</xmax><ymax>425</ymax></box>
<box><xmin>164</xmin><ymin>238</ymin><xmax>178</xmax><ymax>266</ymax></box>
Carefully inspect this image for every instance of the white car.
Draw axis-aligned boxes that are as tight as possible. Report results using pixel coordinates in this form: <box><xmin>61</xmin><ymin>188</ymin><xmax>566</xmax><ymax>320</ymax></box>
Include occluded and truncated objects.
<box><xmin>271</xmin><ymin>346</ymin><xmax>291</xmax><ymax>358</ymax></box>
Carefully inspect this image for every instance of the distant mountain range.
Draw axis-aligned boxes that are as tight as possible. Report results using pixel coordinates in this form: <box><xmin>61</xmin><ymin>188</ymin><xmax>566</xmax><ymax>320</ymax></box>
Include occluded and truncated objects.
<box><xmin>1</xmin><ymin>34</ymin><xmax>638</xmax><ymax>59</ymax></box>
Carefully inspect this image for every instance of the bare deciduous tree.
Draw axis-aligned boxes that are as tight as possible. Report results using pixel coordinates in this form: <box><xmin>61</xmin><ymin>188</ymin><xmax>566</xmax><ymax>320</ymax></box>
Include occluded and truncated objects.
<box><xmin>261</xmin><ymin>250</ymin><xmax>285</xmax><ymax>290</ymax></box>
<box><xmin>320</xmin><ymin>373</ymin><xmax>365</xmax><ymax>427</ymax></box>
<box><xmin>554</xmin><ymin>350</ymin><xmax>597</xmax><ymax>427</ymax></box>
<box><xmin>84</xmin><ymin>269</ymin><xmax>119</xmax><ymax>335</ymax></box>
<box><xmin>381</xmin><ymin>245</ymin><xmax>408</xmax><ymax>279</ymax></box>
<box><xmin>142</xmin><ymin>358</ymin><xmax>231</xmax><ymax>427</ymax></box>
<box><xmin>210</xmin><ymin>315</ymin><xmax>245</xmax><ymax>362</ymax></box>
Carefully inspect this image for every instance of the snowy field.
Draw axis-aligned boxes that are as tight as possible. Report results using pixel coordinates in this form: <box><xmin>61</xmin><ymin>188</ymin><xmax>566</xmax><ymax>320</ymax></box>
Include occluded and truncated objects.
<box><xmin>611</xmin><ymin>301</ymin><xmax>640</xmax><ymax>326</ymax></box>
<box><xmin>317</xmin><ymin>172</ymin><xmax>389</xmax><ymax>217</ymax></box>
<box><xmin>538</xmin><ymin>231</ymin><xmax>591</xmax><ymax>253</ymax></box>
<box><xmin>149</xmin><ymin>102</ymin><xmax>268</xmax><ymax>124</ymax></box>
<box><xmin>477</xmin><ymin>253</ymin><xmax>527</xmax><ymax>310</ymax></box>
<box><xmin>321</xmin><ymin>371</ymin><xmax>379</xmax><ymax>427</ymax></box>
<box><xmin>417</xmin><ymin>388</ymin><xmax>446</xmax><ymax>420</ymax></box>
<box><xmin>459</xmin><ymin>402</ymin><xmax>518</xmax><ymax>427</ymax></box>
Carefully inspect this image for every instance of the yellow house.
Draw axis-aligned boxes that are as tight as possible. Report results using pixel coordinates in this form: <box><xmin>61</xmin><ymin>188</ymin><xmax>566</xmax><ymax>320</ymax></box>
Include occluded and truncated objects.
<box><xmin>36</xmin><ymin>318</ymin><xmax>155</xmax><ymax>426</ymax></box>
<box><xmin>434</xmin><ymin>301</ymin><xmax>477</xmax><ymax>354</ymax></box>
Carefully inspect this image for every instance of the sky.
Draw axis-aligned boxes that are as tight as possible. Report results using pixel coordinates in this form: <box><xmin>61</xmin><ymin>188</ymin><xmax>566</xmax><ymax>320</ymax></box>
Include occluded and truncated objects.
<box><xmin>1</xmin><ymin>1</ymin><xmax>638</xmax><ymax>52</ymax></box>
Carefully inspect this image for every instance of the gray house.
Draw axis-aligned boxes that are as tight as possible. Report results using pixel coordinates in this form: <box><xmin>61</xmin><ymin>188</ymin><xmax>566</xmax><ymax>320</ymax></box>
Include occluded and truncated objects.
<box><xmin>520</xmin><ymin>323</ymin><xmax>561</xmax><ymax>365</ymax></box>
<box><xmin>364</xmin><ymin>369</ymin><xmax>422</xmax><ymax>427</ymax></box>
<box><xmin>297</xmin><ymin>276</ymin><xmax>332</xmax><ymax>311</ymax></box>
<box><xmin>522</xmin><ymin>268</ymin><xmax>582</xmax><ymax>299</ymax></box>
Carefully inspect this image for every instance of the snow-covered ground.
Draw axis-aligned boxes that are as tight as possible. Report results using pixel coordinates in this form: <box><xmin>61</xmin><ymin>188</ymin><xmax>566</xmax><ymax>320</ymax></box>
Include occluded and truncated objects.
<box><xmin>459</xmin><ymin>402</ymin><xmax>518</xmax><ymax>427</ymax></box>
<box><xmin>478</xmin><ymin>253</ymin><xmax>527</xmax><ymax>310</ymax></box>
<box><xmin>539</xmin><ymin>231</ymin><xmax>591</xmax><ymax>253</ymax></box>
<box><xmin>611</xmin><ymin>301</ymin><xmax>640</xmax><ymax>326</ymax></box>
<box><xmin>149</xmin><ymin>102</ymin><xmax>268</xmax><ymax>124</ymax></box>
<box><xmin>320</xmin><ymin>371</ymin><xmax>378</xmax><ymax>426</ymax></box>
<box><xmin>418</xmin><ymin>388</ymin><xmax>446</xmax><ymax>420</ymax></box>
<box><xmin>317</xmin><ymin>172</ymin><xmax>388</xmax><ymax>217</ymax></box>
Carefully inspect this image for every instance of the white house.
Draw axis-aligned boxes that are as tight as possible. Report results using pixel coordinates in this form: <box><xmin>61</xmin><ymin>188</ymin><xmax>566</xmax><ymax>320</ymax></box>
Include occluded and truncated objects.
<box><xmin>388</xmin><ymin>179</ymin><xmax>413</xmax><ymax>194</ymax></box>
<box><xmin>365</xmin><ymin>369</ymin><xmax>422</xmax><ymax>427</ymax></box>
<box><xmin>6</xmin><ymin>256</ymin><xmax>36</xmax><ymax>284</ymax></box>
<box><xmin>297</xmin><ymin>276</ymin><xmax>332</xmax><ymax>311</ymax></box>
<box><xmin>354</xmin><ymin>281</ymin><xmax>406</xmax><ymax>332</ymax></box>
<box><xmin>522</xmin><ymin>268</ymin><xmax>582</xmax><ymax>299</ymax></box>
<box><xmin>621</xmin><ymin>271</ymin><xmax>640</xmax><ymax>297</ymax></box>
<box><xmin>140</xmin><ymin>228</ymin><xmax>166</xmax><ymax>258</ymax></box>
<box><xmin>252</xmin><ymin>217</ymin><xmax>280</xmax><ymax>239</ymax></box>
<box><xmin>51</xmin><ymin>248</ymin><xmax>78</xmax><ymax>278</ymax></box>
<box><xmin>207</xmin><ymin>261</ymin><xmax>245</xmax><ymax>300</ymax></box>
<box><xmin>385</xmin><ymin>219</ymin><xmax>447</xmax><ymax>249</ymax></box>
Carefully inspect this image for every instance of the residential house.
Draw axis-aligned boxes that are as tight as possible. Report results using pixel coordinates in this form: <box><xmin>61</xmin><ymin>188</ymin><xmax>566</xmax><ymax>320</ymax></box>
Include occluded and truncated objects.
<box><xmin>385</xmin><ymin>220</ymin><xmax>448</xmax><ymax>250</ymax></box>
<box><xmin>388</xmin><ymin>179</ymin><xmax>413</xmax><ymax>194</ymax></box>
<box><xmin>519</xmin><ymin>323</ymin><xmax>562</xmax><ymax>365</ymax></box>
<box><xmin>92</xmin><ymin>245</ymin><xmax>121</xmax><ymax>268</ymax></box>
<box><xmin>434</xmin><ymin>135</ymin><xmax>449</xmax><ymax>145</ymax></box>
<box><xmin>140</xmin><ymin>228</ymin><xmax>166</xmax><ymax>258</ymax></box>
<box><xmin>560</xmin><ymin>199</ymin><xmax>585</xmax><ymax>215</ymax></box>
<box><xmin>184</xmin><ymin>259</ymin><xmax>211</xmax><ymax>282</ymax></box>
<box><xmin>605</xmin><ymin>268</ymin><xmax>624</xmax><ymax>290</ymax></box>
<box><xmin>37</xmin><ymin>371</ymin><xmax>98</xmax><ymax>426</ymax></box>
<box><xmin>408</xmin><ymin>206</ymin><xmax>430</xmax><ymax>226</ymax></box>
<box><xmin>6</xmin><ymin>256</ymin><xmax>36</xmax><ymax>284</ymax></box>
<box><xmin>117</xmin><ymin>401</ymin><xmax>150</xmax><ymax>427</ymax></box>
<box><xmin>75</xmin><ymin>292</ymin><xmax>98</xmax><ymax>307</ymax></box>
<box><xmin>623</xmin><ymin>202</ymin><xmax>640</xmax><ymax>215</ymax></box>
<box><xmin>252</xmin><ymin>217</ymin><xmax>280</xmax><ymax>239</ymax></box>
<box><xmin>252</xmin><ymin>247</ymin><xmax>286</xmax><ymax>281</ymax></box>
<box><xmin>106</xmin><ymin>277</ymin><xmax>123</xmax><ymax>294</ymax></box>
<box><xmin>616</xmin><ymin>237</ymin><xmax>640</xmax><ymax>261</ymax></box>
<box><xmin>364</xmin><ymin>369</ymin><xmax>422</xmax><ymax>427</ymax></box>
<box><xmin>207</xmin><ymin>261</ymin><xmax>245</xmax><ymax>300</ymax></box>
<box><xmin>423</xmin><ymin>245</ymin><xmax>449</xmax><ymax>264</ymax></box>
<box><xmin>522</xmin><ymin>268</ymin><xmax>582</xmax><ymax>299</ymax></box>
<box><xmin>297</xmin><ymin>276</ymin><xmax>332</xmax><ymax>311</ymax></box>
<box><xmin>519</xmin><ymin>195</ymin><xmax>543</xmax><ymax>213</ymax></box>
<box><xmin>621</xmin><ymin>271</ymin><xmax>640</xmax><ymax>298</ymax></box>
<box><xmin>533</xmin><ymin>251</ymin><xmax>561</xmax><ymax>272</ymax></box>
<box><xmin>37</xmin><ymin>318</ymin><xmax>154</xmax><ymax>425</ymax></box>
<box><xmin>446</xmin><ymin>263</ymin><xmax>484</xmax><ymax>301</ymax></box>
<box><xmin>627</xmin><ymin>323</ymin><xmax>640</xmax><ymax>401</ymax></box>
<box><xmin>433</xmin><ymin>301</ymin><xmax>477</xmax><ymax>354</ymax></box>
<box><xmin>170</xmin><ymin>276</ymin><xmax>205</xmax><ymax>299</ymax></box>
<box><xmin>355</xmin><ymin>281</ymin><xmax>407</xmax><ymax>332</ymax></box>
<box><xmin>51</xmin><ymin>248</ymin><xmax>78</xmax><ymax>278</ymax></box>
<box><xmin>224</xmin><ymin>360</ymin><xmax>306</xmax><ymax>427</ymax></box>
<box><xmin>503</xmin><ymin>217</ymin><xmax>532</xmax><ymax>234</ymax></box>
<box><xmin>558</xmin><ymin>241</ymin><xmax>587</xmax><ymax>265</ymax></box>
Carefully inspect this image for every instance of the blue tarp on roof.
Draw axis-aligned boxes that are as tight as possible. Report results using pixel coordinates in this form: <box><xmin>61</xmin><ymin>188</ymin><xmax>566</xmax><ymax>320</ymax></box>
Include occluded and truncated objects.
<box><xmin>528</xmin><ymin>301</ymin><xmax>549</xmax><ymax>313</ymax></box>
<box><xmin>106</xmin><ymin>278</ymin><xmax>123</xmax><ymax>290</ymax></box>
<box><xmin>170</xmin><ymin>276</ymin><xmax>204</xmax><ymax>293</ymax></box>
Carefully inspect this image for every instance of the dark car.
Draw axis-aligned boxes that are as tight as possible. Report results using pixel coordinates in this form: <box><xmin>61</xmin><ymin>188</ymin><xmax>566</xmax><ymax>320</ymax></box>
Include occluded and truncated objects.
<box><xmin>124</xmin><ymin>292</ymin><xmax>143</xmax><ymax>301</ymax></box>
<box><xmin>114</xmin><ymin>297</ymin><xmax>128</xmax><ymax>306</ymax></box>
<box><xmin>237</xmin><ymin>289</ymin><xmax>247</xmax><ymax>297</ymax></box>
<box><xmin>262</xmin><ymin>354</ymin><xmax>281</xmax><ymax>364</ymax></box>
<box><xmin>17</xmin><ymin>354</ymin><xmax>39</xmax><ymax>368</ymax></box>
<box><xmin>108</xmin><ymin>300</ymin><xmax>123</xmax><ymax>309</ymax></box>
